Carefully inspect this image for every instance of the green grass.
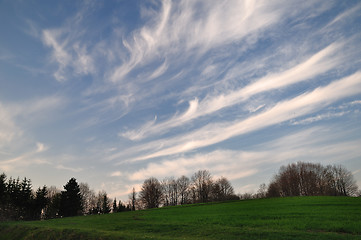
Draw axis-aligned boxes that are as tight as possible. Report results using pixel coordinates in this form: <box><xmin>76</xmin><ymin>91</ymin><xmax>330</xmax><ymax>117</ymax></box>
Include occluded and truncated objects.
<box><xmin>1</xmin><ymin>196</ymin><xmax>360</xmax><ymax>239</ymax></box>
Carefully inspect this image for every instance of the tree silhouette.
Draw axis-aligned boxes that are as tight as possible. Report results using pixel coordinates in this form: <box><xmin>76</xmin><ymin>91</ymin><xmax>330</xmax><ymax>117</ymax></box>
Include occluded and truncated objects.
<box><xmin>191</xmin><ymin>170</ymin><xmax>212</xmax><ymax>203</ymax></box>
<box><xmin>139</xmin><ymin>177</ymin><xmax>163</xmax><ymax>209</ymax></box>
<box><xmin>113</xmin><ymin>198</ymin><xmax>118</xmax><ymax>213</ymax></box>
<box><xmin>102</xmin><ymin>192</ymin><xmax>111</xmax><ymax>214</ymax></box>
<box><xmin>129</xmin><ymin>187</ymin><xmax>136</xmax><ymax>211</ymax></box>
<box><xmin>60</xmin><ymin>178</ymin><xmax>82</xmax><ymax>217</ymax></box>
<box><xmin>32</xmin><ymin>186</ymin><xmax>48</xmax><ymax>220</ymax></box>
<box><xmin>177</xmin><ymin>175</ymin><xmax>190</xmax><ymax>205</ymax></box>
<box><xmin>267</xmin><ymin>162</ymin><xmax>359</xmax><ymax>197</ymax></box>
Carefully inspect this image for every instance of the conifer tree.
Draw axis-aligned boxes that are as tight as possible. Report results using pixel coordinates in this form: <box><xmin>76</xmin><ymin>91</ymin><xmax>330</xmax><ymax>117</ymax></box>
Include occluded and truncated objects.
<box><xmin>60</xmin><ymin>178</ymin><xmax>82</xmax><ymax>217</ymax></box>
<box><xmin>102</xmin><ymin>193</ymin><xmax>111</xmax><ymax>214</ymax></box>
<box><xmin>112</xmin><ymin>198</ymin><xmax>118</xmax><ymax>213</ymax></box>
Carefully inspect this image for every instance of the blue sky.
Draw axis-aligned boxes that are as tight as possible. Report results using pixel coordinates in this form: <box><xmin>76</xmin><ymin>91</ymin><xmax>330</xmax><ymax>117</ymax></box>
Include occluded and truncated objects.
<box><xmin>1</xmin><ymin>0</ymin><xmax>361</xmax><ymax>200</ymax></box>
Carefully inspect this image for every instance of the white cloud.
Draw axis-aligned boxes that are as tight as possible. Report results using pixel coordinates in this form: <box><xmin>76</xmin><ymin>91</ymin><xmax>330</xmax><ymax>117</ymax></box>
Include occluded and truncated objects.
<box><xmin>119</xmin><ymin>71</ymin><xmax>361</xmax><ymax>162</ymax></box>
<box><xmin>239</xmin><ymin>184</ymin><xmax>258</xmax><ymax>194</ymax></box>
<box><xmin>42</xmin><ymin>28</ymin><xmax>95</xmax><ymax>81</ymax></box>
<box><xmin>12</xmin><ymin>96</ymin><xmax>64</xmax><ymax>116</ymax></box>
<box><xmin>0</xmin><ymin>142</ymin><xmax>50</xmax><ymax>172</ymax></box>
<box><xmin>120</xmin><ymin>115</ymin><xmax>157</xmax><ymax>141</ymax></box>
<box><xmin>36</xmin><ymin>142</ymin><xmax>48</xmax><ymax>153</ymax></box>
<box><xmin>349</xmin><ymin>100</ymin><xmax>361</xmax><ymax>106</ymax></box>
<box><xmin>289</xmin><ymin>99</ymin><xmax>361</xmax><ymax>125</ymax></box>
<box><xmin>73</xmin><ymin>42</ymin><xmax>95</xmax><ymax>75</ymax></box>
<box><xmin>127</xmin><ymin>125</ymin><xmax>361</xmax><ymax>190</ymax></box>
<box><xmin>325</xmin><ymin>3</ymin><xmax>361</xmax><ymax>28</ymax></box>
<box><xmin>0</xmin><ymin>102</ymin><xmax>22</xmax><ymax>145</ymax></box>
<box><xmin>42</xmin><ymin>29</ymin><xmax>71</xmax><ymax>82</ymax></box>
<box><xmin>129</xmin><ymin>149</ymin><xmax>262</xmax><ymax>182</ymax></box>
<box><xmin>56</xmin><ymin>164</ymin><xmax>83</xmax><ymax>173</ymax></box>
<box><xmin>149</xmin><ymin>60</ymin><xmax>168</xmax><ymax>80</ymax></box>
<box><xmin>109</xmin><ymin>0</ymin><xmax>309</xmax><ymax>83</ymax></box>
<box><xmin>291</xmin><ymin>111</ymin><xmax>350</xmax><ymax>125</ymax></box>
<box><xmin>120</xmin><ymin>42</ymin><xmax>346</xmax><ymax>140</ymax></box>
<box><xmin>110</xmin><ymin>171</ymin><xmax>122</xmax><ymax>177</ymax></box>
<box><xmin>0</xmin><ymin>96</ymin><xmax>64</xmax><ymax>172</ymax></box>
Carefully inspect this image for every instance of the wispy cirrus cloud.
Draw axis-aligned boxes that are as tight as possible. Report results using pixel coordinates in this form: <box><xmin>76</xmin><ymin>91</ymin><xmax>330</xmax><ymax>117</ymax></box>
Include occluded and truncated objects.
<box><xmin>56</xmin><ymin>164</ymin><xmax>83</xmax><ymax>173</ymax></box>
<box><xmin>42</xmin><ymin>28</ymin><xmax>95</xmax><ymax>82</ymax></box>
<box><xmin>0</xmin><ymin>102</ymin><xmax>22</xmax><ymax>146</ymax></box>
<box><xmin>325</xmin><ymin>2</ymin><xmax>361</xmax><ymax>28</ymax></box>
<box><xmin>120</xmin><ymin>42</ymin><xmax>347</xmax><ymax>140</ymax></box>
<box><xmin>128</xmin><ymin>150</ymin><xmax>261</xmax><ymax>182</ymax></box>
<box><xmin>0</xmin><ymin>142</ymin><xmax>49</xmax><ymax>172</ymax></box>
<box><xmin>41</xmin><ymin>1</ymin><xmax>99</xmax><ymax>82</ymax></box>
<box><xmin>1</xmin><ymin>96</ymin><xmax>61</xmax><ymax>148</ymax></box>
<box><xmin>0</xmin><ymin>96</ymin><xmax>65</xmax><ymax>171</ymax></box>
<box><xmin>128</xmin><ymin>126</ymin><xmax>361</xmax><ymax>183</ymax></box>
<box><xmin>109</xmin><ymin>0</ymin><xmax>324</xmax><ymax>97</ymax></box>
<box><xmin>113</xmin><ymin>71</ymin><xmax>361</xmax><ymax>162</ymax></box>
<box><xmin>290</xmin><ymin>99</ymin><xmax>361</xmax><ymax>125</ymax></box>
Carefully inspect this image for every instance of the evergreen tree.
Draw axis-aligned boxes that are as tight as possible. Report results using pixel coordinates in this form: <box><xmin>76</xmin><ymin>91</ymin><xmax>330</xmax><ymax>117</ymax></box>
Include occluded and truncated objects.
<box><xmin>102</xmin><ymin>193</ymin><xmax>111</xmax><ymax>214</ymax></box>
<box><xmin>130</xmin><ymin>187</ymin><xmax>136</xmax><ymax>211</ymax></box>
<box><xmin>117</xmin><ymin>200</ymin><xmax>128</xmax><ymax>212</ymax></box>
<box><xmin>112</xmin><ymin>198</ymin><xmax>118</xmax><ymax>213</ymax></box>
<box><xmin>0</xmin><ymin>173</ymin><xmax>8</xmax><ymax>221</ymax></box>
<box><xmin>33</xmin><ymin>186</ymin><xmax>48</xmax><ymax>220</ymax></box>
<box><xmin>0</xmin><ymin>173</ymin><xmax>7</xmax><ymax>205</ymax></box>
<box><xmin>19</xmin><ymin>177</ymin><xmax>33</xmax><ymax>220</ymax></box>
<box><xmin>60</xmin><ymin>178</ymin><xmax>82</xmax><ymax>217</ymax></box>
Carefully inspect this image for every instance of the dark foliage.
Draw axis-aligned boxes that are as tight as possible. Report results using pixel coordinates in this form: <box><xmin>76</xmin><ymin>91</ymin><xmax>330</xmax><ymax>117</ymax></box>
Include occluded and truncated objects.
<box><xmin>59</xmin><ymin>178</ymin><xmax>82</xmax><ymax>217</ymax></box>
<box><xmin>0</xmin><ymin>174</ymin><xmax>48</xmax><ymax>221</ymax></box>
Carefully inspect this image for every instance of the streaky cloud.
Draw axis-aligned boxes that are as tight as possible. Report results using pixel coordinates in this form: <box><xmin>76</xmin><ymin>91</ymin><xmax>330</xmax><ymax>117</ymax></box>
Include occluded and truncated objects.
<box><xmin>128</xmin><ymin>128</ymin><xmax>361</xmax><ymax>182</ymax></box>
<box><xmin>123</xmin><ymin>71</ymin><xmax>361</xmax><ymax>162</ymax></box>
<box><xmin>121</xmin><ymin>42</ymin><xmax>346</xmax><ymax>140</ymax></box>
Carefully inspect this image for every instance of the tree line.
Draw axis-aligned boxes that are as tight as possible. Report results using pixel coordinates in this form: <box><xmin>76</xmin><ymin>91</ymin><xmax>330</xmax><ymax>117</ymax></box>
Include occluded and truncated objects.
<box><xmin>0</xmin><ymin>175</ymin><xmax>47</xmax><ymax>221</ymax></box>
<box><xmin>0</xmin><ymin>162</ymin><xmax>359</xmax><ymax>221</ymax></box>
<box><xmin>135</xmin><ymin>170</ymin><xmax>239</xmax><ymax>210</ymax></box>
<box><xmin>0</xmin><ymin>175</ymin><xmax>130</xmax><ymax>221</ymax></box>
<box><xmin>266</xmin><ymin>162</ymin><xmax>358</xmax><ymax>197</ymax></box>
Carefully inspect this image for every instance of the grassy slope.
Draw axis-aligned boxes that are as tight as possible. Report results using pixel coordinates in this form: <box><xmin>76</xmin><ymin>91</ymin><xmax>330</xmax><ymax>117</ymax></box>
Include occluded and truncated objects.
<box><xmin>0</xmin><ymin>196</ymin><xmax>360</xmax><ymax>240</ymax></box>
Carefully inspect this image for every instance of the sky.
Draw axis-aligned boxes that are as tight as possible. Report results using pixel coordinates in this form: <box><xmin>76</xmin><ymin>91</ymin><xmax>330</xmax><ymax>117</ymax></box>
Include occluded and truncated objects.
<box><xmin>1</xmin><ymin>0</ymin><xmax>361</xmax><ymax>201</ymax></box>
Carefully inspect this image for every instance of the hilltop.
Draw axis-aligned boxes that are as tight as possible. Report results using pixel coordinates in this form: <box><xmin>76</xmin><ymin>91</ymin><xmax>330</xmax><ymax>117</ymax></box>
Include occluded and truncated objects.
<box><xmin>0</xmin><ymin>196</ymin><xmax>360</xmax><ymax>240</ymax></box>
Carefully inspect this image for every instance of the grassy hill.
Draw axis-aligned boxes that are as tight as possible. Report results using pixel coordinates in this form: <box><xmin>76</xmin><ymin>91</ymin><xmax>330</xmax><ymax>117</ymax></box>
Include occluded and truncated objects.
<box><xmin>0</xmin><ymin>196</ymin><xmax>360</xmax><ymax>240</ymax></box>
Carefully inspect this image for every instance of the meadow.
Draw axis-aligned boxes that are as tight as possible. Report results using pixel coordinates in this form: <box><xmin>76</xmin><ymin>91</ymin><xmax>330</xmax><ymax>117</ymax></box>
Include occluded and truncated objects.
<box><xmin>0</xmin><ymin>196</ymin><xmax>360</xmax><ymax>240</ymax></box>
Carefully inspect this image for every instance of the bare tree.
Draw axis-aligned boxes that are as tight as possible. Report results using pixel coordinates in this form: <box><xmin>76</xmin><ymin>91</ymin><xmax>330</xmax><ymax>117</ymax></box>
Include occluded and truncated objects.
<box><xmin>256</xmin><ymin>183</ymin><xmax>267</xmax><ymax>199</ymax></box>
<box><xmin>177</xmin><ymin>175</ymin><xmax>190</xmax><ymax>205</ymax></box>
<box><xmin>191</xmin><ymin>170</ymin><xmax>213</xmax><ymax>203</ymax></box>
<box><xmin>218</xmin><ymin>177</ymin><xmax>235</xmax><ymax>199</ymax></box>
<box><xmin>212</xmin><ymin>177</ymin><xmax>235</xmax><ymax>201</ymax></box>
<box><xmin>128</xmin><ymin>187</ymin><xmax>137</xmax><ymax>211</ymax></box>
<box><xmin>44</xmin><ymin>186</ymin><xmax>61</xmax><ymax>219</ymax></box>
<box><xmin>79</xmin><ymin>182</ymin><xmax>96</xmax><ymax>214</ymax></box>
<box><xmin>139</xmin><ymin>177</ymin><xmax>163</xmax><ymax>209</ymax></box>
<box><xmin>267</xmin><ymin>162</ymin><xmax>358</xmax><ymax>197</ymax></box>
<box><xmin>239</xmin><ymin>192</ymin><xmax>253</xmax><ymax>200</ymax></box>
<box><xmin>266</xmin><ymin>181</ymin><xmax>280</xmax><ymax>198</ymax></box>
<box><xmin>92</xmin><ymin>190</ymin><xmax>111</xmax><ymax>214</ymax></box>
<box><xmin>356</xmin><ymin>190</ymin><xmax>361</xmax><ymax>197</ymax></box>
<box><xmin>162</xmin><ymin>177</ymin><xmax>178</xmax><ymax>206</ymax></box>
<box><xmin>332</xmin><ymin>165</ymin><xmax>358</xmax><ymax>196</ymax></box>
<box><xmin>46</xmin><ymin>186</ymin><xmax>61</xmax><ymax>199</ymax></box>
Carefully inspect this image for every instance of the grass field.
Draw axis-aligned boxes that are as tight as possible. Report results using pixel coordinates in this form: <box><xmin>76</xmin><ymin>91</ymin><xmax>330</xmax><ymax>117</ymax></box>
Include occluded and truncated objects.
<box><xmin>0</xmin><ymin>196</ymin><xmax>360</xmax><ymax>240</ymax></box>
